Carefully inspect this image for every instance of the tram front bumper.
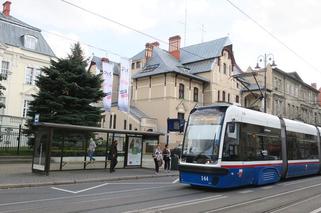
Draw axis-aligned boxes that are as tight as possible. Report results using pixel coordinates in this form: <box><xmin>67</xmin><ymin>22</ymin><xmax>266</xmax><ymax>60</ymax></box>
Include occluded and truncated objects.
<box><xmin>178</xmin><ymin>164</ymin><xmax>228</xmax><ymax>187</ymax></box>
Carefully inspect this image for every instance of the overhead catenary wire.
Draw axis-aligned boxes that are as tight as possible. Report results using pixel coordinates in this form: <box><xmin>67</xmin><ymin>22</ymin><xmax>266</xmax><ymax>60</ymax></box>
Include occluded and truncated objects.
<box><xmin>42</xmin><ymin>29</ymin><xmax>126</xmax><ymax>59</ymax></box>
<box><xmin>60</xmin><ymin>0</ymin><xmax>207</xmax><ymax>61</ymax></box>
<box><xmin>224</xmin><ymin>0</ymin><xmax>321</xmax><ymax>76</ymax></box>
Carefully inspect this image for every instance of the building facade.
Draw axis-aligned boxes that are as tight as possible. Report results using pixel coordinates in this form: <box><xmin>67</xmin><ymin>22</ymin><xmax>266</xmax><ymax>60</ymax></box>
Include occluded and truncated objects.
<box><xmin>0</xmin><ymin>1</ymin><xmax>55</xmax><ymax>127</ymax></box>
<box><xmin>95</xmin><ymin>35</ymin><xmax>242</xmax><ymax>147</ymax></box>
<box><xmin>238</xmin><ymin>65</ymin><xmax>321</xmax><ymax>125</ymax></box>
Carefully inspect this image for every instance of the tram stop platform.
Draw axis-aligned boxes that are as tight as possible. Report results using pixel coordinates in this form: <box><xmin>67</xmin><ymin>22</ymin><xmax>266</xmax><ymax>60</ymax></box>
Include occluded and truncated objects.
<box><xmin>0</xmin><ymin>163</ymin><xmax>178</xmax><ymax>189</ymax></box>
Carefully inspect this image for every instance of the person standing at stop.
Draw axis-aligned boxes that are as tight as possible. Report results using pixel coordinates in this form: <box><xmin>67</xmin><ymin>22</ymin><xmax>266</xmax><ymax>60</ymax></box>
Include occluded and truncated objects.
<box><xmin>110</xmin><ymin>140</ymin><xmax>118</xmax><ymax>173</ymax></box>
<box><xmin>163</xmin><ymin>144</ymin><xmax>171</xmax><ymax>172</ymax></box>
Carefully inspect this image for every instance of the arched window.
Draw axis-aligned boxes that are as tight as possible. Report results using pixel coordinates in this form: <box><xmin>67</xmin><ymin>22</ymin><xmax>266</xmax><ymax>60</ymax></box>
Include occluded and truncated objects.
<box><xmin>222</xmin><ymin>91</ymin><xmax>226</xmax><ymax>102</ymax></box>
<box><xmin>223</xmin><ymin>63</ymin><xmax>227</xmax><ymax>74</ymax></box>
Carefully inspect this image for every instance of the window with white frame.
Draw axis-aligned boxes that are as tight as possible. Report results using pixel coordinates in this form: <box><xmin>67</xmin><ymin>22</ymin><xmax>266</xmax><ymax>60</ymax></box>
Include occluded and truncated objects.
<box><xmin>1</xmin><ymin>61</ymin><xmax>9</xmax><ymax>80</ymax></box>
<box><xmin>0</xmin><ymin>97</ymin><xmax>5</xmax><ymax>114</ymax></box>
<box><xmin>24</xmin><ymin>35</ymin><xmax>38</xmax><ymax>50</ymax></box>
<box><xmin>25</xmin><ymin>67</ymin><xmax>41</xmax><ymax>85</ymax></box>
<box><xmin>22</xmin><ymin>99</ymin><xmax>31</xmax><ymax>117</ymax></box>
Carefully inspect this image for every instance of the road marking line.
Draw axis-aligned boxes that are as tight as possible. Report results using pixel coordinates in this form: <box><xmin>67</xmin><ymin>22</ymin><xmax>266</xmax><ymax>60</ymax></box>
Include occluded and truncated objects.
<box><xmin>51</xmin><ymin>187</ymin><xmax>77</xmax><ymax>194</ymax></box>
<box><xmin>310</xmin><ymin>206</ymin><xmax>321</xmax><ymax>213</ymax></box>
<box><xmin>75</xmin><ymin>183</ymin><xmax>109</xmax><ymax>193</ymax></box>
<box><xmin>261</xmin><ymin>186</ymin><xmax>273</xmax><ymax>189</ymax></box>
<box><xmin>239</xmin><ymin>190</ymin><xmax>253</xmax><ymax>194</ymax></box>
<box><xmin>172</xmin><ymin>178</ymin><xmax>179</xmax><ymax>183</ymax></box>
<box><xmin>204</xmin><ymin>182</ymin><xmax>321</xmax><ymax>213</ymax></box>
<box><xmin>106</xmin><ymin>182</ymin><xmax>172</xmax><ymax>185</ymax></box>
<box><xmin>124</xmin><ymin>195</ymin><xmax>226</xmax><ymax>213</ymax></box>
<box><xmin>51</xmin><ymin>183</ymin><xmax>109</xmax><ymax>194</ymax></box>
<box><xmin>0</xmin><ymin>185</ymin><xmax>172</xmax><ymax>207</ymax></box>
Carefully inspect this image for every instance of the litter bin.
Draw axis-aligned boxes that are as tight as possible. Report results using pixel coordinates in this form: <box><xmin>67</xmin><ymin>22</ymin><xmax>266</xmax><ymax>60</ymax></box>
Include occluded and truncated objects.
<box><xmin>171</xmin><ymin>154</ymin><xmax>179</xmax><ymax>170</ymax></box>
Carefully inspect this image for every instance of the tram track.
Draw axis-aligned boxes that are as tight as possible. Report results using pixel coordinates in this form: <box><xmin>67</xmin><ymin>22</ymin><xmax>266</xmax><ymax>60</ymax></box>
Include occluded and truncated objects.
<box><xmin>202</xmin><ymin>182</ymin><xmax>321</xmax><ymax>213</ymax></box>
<box><xmin>65</xmin><ymin>190</ymin><xmax>206</xmax><ymax>213</ymax></box>
<box><xmin>263</xmin><ymin>192</ymin><xmax>321</xmax><ymax>213</ymax></box>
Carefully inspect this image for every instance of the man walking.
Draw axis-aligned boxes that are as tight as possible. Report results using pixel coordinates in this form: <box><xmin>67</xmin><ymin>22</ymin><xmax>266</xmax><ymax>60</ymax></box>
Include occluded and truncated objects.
<box><xmin>88</xmin><ymin>138</ymin><xmax>96</xmax><ymax>162</ymax></box>
<box><xmin>110</xmin><ymin>140</ymin><xmax>118</xmax><ymax>173</ymax></box>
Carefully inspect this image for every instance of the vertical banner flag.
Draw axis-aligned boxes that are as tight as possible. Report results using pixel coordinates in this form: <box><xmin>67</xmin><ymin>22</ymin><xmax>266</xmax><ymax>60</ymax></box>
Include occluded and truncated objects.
<box><xmin>118</xmin><ymin>58</ymin><xmax>131</xmax><ymax>112</ymax></box>
<box><xmin>102</xmin><ymin>62</ymin><xmax>114</xmax><ymax>112</ymax></box>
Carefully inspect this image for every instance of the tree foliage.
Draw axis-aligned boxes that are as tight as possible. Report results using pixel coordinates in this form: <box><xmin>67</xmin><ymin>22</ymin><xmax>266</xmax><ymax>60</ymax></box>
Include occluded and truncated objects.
<box><xmin>25</xmin><ymin>43</ymin><xmax>104</xmax><ymax>137</ymax></box>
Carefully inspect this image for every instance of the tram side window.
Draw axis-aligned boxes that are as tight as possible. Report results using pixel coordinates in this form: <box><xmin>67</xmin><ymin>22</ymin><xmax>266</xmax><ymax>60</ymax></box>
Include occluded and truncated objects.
<box><xmin>240</xmin><ymin>123</ymin><xmax>281</xmax><ymax>161</ymax></box>
<box><xmin>222</xmin><ymin>122</ymin><xmax>241</xmax><ymax>161</ymax></box>
<box><xmin>287</xmin><ymin>131</ymin><xmax>318</xmax><ymax>160</ymax></box>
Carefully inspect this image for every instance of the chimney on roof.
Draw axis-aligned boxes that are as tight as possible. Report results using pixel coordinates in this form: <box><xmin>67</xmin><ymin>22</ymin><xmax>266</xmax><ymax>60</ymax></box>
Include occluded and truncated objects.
<box><xmin>101</xmin><ymin>57</ymin><xmax>109</xmax><ymax>63</ymax></box>
<box><xmin>168</xmin><ymin>35</ymin><xmax>181</xmax><ymax>60</ymax></box>
<box><xmin>150</xmin><ymin>41</ymin><xmax>160</xmax><ymax>48</ymax></box>
<box><xmin>311</xmin><ymin>83</ymin><xmax>317</xmax><ymax>89</ymax></box>
<box><xmin>2</xmin><ymin>1</ymin><xmax>11</xmax><ymax>17</ymax></box>
<box><xmin>145</xmin><ymin>43</ymin><xmax>153</xmax><ymax>60</ymax></box>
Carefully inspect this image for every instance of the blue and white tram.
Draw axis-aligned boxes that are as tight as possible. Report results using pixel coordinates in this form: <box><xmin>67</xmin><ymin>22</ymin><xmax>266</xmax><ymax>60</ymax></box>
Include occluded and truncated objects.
<box><xmin>178</xmin><ymin>103</ymin><xmax>321</xmax><ymax>188</ymax></box>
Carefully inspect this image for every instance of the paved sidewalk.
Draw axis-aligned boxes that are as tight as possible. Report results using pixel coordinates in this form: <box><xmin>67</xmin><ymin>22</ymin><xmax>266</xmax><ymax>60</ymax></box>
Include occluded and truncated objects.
<box><xmin>0</xmin><ymin>163</ymin><xmax>178</xmax><ymax>189</ymax></box>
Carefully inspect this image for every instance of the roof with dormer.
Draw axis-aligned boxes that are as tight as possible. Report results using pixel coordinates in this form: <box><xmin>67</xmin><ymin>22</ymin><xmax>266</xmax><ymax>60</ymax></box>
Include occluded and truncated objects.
<box><xmin>0</xmin><ymin>12</ymin><xmax>55</xmax><ymax>57</ymax></box>
<box><xmin>131</xmin><ymin>47</ymin><xmax>209</xmax><ymax>82</ymax></box>
<box><xmin>130</xmin><ymin>37</ymin><xmax>234</xmax><ymax>82</ymax></box>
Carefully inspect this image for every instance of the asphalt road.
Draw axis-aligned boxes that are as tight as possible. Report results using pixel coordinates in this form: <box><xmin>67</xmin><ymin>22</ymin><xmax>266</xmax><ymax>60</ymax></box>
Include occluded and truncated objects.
<box><xmin>1</xmin><ymin>174</ymin><xmax>321</xmax><ymax>213</ymax></box>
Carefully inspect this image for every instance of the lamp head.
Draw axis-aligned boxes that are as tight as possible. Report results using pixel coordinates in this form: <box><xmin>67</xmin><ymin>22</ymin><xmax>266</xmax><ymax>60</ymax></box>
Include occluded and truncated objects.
<box><xmin>271</xmin><ymin>60</ymin><xmax>277</xmax><ymax>67</ymax></box>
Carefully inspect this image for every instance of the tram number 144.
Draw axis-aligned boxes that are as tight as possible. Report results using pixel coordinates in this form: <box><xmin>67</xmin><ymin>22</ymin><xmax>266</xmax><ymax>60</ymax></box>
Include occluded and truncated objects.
<box><xmin>201</xmin><ymin>176</ymin><xmax>209</xmax><ymax>182</ymax></box>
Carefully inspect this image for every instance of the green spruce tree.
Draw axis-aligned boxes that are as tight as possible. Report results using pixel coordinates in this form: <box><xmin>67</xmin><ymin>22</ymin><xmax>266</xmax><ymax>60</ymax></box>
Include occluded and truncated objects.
<box><xmin>25</xmin><ymin>43</ymin><xmax>104</xmax><ymax>137</ymax></box>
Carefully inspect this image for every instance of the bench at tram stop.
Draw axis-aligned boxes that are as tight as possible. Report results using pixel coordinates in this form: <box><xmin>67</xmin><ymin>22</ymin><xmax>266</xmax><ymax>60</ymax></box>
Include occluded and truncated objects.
<box><xmin>61</xmin><ymin>159</ymin><xmax>110</xmax><ymax>167</ymax></box>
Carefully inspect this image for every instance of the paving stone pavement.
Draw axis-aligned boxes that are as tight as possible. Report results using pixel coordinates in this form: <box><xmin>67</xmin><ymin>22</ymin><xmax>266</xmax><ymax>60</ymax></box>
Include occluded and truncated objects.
<box><xmin>0</xmin><ymin>163</ymin><xmax>178</xmax><ymax>189</ymax></box>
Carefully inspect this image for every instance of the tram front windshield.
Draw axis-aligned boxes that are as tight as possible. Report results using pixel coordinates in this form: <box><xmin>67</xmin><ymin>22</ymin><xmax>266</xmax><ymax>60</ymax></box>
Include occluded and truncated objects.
<box><xmin>182</xmin><ymin>108</ymin><xmax>224</xmax><ymax>164</ymax></box>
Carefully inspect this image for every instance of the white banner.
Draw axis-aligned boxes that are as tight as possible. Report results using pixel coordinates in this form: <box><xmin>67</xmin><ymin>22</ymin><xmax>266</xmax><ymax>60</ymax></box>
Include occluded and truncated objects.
<box><xmin>118</xmin><ymin>59</ymin><xmax>131</xmax><ymax>112</ymax></box>
<box><xmin>102</xmin><ymin>62</ymin><xmax>114</xmax><ymax>112</ymax></box>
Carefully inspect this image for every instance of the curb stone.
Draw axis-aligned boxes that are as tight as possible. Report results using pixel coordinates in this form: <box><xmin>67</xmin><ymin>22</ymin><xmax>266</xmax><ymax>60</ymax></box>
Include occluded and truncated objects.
<box><xmin>0</xmin><ymin>173</ymin><xmax>178</xmax><ymax>189</ymax></box>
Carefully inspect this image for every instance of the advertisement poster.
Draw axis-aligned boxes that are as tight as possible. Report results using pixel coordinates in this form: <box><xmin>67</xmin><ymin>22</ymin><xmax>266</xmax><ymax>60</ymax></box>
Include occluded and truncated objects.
<box><xmin>127</xmin><ymin>137</ymin><xmax>142</xmax><ymax>166</ymax></box>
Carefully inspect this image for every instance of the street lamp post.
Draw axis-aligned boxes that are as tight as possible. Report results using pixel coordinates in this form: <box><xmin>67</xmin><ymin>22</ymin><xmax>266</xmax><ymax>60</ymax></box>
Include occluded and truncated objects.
<box><xmin>255</xmin><ymin>53</ymin><xmax>277</xmax><ymax>113</ymax></box>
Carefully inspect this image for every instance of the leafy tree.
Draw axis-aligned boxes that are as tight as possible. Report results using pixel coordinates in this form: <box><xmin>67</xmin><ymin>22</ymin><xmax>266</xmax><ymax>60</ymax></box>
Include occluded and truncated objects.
<box><xmin>25</xmin><ymin>43</ymin><xmax>104</xmax><ymax>140</ymax></box>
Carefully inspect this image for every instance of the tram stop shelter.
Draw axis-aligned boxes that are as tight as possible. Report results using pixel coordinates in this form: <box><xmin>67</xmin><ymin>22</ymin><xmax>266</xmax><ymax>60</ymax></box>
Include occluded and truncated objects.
<box><xmin>31</xmin><ymin>122</ymin><xmax>164</xmax><ymax>175</ymax></box>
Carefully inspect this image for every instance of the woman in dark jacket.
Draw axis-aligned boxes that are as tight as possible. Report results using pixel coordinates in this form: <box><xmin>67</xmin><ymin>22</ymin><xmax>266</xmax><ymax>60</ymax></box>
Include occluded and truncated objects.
<box><xmin>163</xmin><ymin>144</ymin><xmax>171</xmax><ymax>172</ymax></box>
<box><xmin>110</xmin><ymin>140</ymin><xmax>118</xmax><ymax>173</ymax></box>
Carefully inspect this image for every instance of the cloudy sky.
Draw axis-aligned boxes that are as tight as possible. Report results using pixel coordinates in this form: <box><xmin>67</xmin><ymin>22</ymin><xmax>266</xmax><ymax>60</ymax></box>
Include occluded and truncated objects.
<box><xmin>8</xmin><ymin>0</ymin><xmax>321</xmax><ymax>88</ymax></box>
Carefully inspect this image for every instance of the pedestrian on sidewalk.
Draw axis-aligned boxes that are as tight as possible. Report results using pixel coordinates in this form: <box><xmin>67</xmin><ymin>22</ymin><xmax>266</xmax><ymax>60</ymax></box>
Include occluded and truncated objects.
<box><xmin>110</xmin><ymin>140</ymin><xmax>118</xmax><ymax>173</ymax></box>
<box><xmin>153</xmin><ymin>144</ymin><xmax>162</xmax><ymax>174</ymax></box>
<box><xmin>88</xmin><ymin>138</ymin><xmax>96</xmax><ymax>162</ymax></box>
<box><xmin>163</xmin><ymin>144</ymin><xmax>171</xmax><ymax>172</ymax></box>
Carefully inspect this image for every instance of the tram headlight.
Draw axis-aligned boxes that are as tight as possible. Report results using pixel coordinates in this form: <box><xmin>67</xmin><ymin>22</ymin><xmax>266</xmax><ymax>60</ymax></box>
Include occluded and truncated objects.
<box><xmin>205</xmin><ymin>160</ymin><xmax>213</xmax><ymax>164</ymax></box>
